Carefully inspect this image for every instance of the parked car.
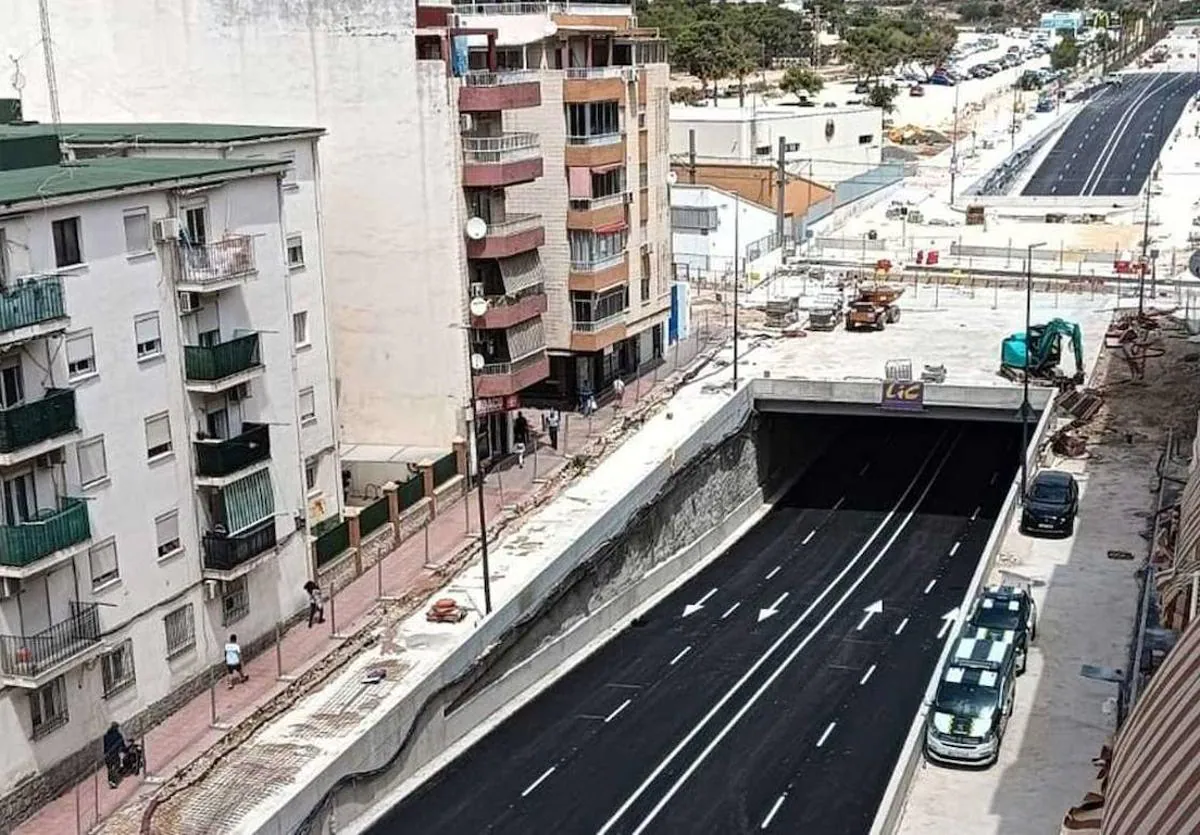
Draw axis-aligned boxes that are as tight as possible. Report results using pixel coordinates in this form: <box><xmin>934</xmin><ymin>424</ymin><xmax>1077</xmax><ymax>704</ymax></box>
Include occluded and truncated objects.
<box><xmin>854</xmin><ymin>80</ymin><xmax>871</xmax><ymax>94</ymax></box>
<box><xmin>1020</xmin><ymin>469</ymin><xmax>1079</xmax><ymax>537</ymax></box>
<box><xmin>965</xmin><ymin>585</ymin><xmax>1038</xmax><ymax>674</ymax></box>
<box><xmin>924</xmin><ymin>635</ymin><xmax>1017</xmax><ymax>767</ymax></box>
<box><xmin>910</xmin><ymin>84</ymin><xmax>925</xmax><ymax>97</ymax></box>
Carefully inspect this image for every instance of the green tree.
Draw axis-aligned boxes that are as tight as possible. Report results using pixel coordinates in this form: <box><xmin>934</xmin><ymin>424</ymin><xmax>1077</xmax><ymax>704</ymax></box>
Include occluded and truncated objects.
<box><xmin>868</xmin><ymin>83</ymin><xmax>899</xmax><ymax>113</ymax></box>
<box><xmin>779</xmin><ymin>67</ymin><xmax>825</xmax><ymax>101</ymax></box>
<box><xmin>1050</xmin><ymin>34</ymin><xmax>1080</xmax><ymax>71</ymax></box>
<box><xmin>725</xmin><ymin>28</ymin><xmax>762</xmax><ymax>107</ymax></box>
<box><xmin>673</xmin><ymin>21</ymin><xmax>733</xmax><ymax>101</ymax></box>
<box><xmin>957</xmin><ymin>1</ymin><xmax>989</xmax><ymax>22</ymax></box>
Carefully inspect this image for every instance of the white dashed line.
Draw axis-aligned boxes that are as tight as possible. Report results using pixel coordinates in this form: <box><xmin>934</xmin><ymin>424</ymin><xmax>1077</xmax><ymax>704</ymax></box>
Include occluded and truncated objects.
<box><xmin>924</xmin><ymin>578</ymin><xmax>938</xmax><ymax>594</ymax></box>
<box><xmin>605</xmin><ymin>699</ymin><xmax>632</xmax><ymax>723</ymax></box>
<box><xmin>721</xmin><ymin>602</ymin><xmax>741</xmax><ymax>620</ymax></box>
<box><xmin>802</xmin><ymin>530</ymin><xmax>816</xmax><ymax>545</ymax></box>
<box><xmin>761</xmin><ymin>794</ymin><xmax>787</xmax><ymax>830</ymax></box>
<box><xmin>970</xmin><ymin>506</ymin><xmax>980</xmax><ymax>522</ymax></box>
<box><xmin>816</xmin><ymin>722</ymin><xmax>837</xmax><ymax>748</ymax></box>
<box><xmin>766</xmin><ymin>565</ymin><xmax>781</xmax><ymax>580</ymax></box>
<box><xmin>860</xmin><ymin>664</ymin><xmax>876</xmax><ymax>685</ymax></box>
<box><xmin>989</xmin><ymin>471</ymin><xmax>998</xmax><ymax>485</ymax></box>
<box><xmin>859</xmin><ymin>462</ymin><xmax>870</xmax><ymax>476</ymax></box>
<box><xmin>949</xmin><ymin>540</ymin><xmax>961</xmax><ymax>557</ymax></box>
<box><xmin>522</xmin><ymin>766</ymin><xmax>557</xmax><ymax>797</ymax></box>
<box><xmin>670</xmin><ymin>646</ymin><xmax>692</xmax><ymax>666</ymax></box>
<box><xmin>832</xmin><ymin>496</ymin><xmax>845</xmax><ymax>511</ymax></box>
<box><xmin>894</xmin><ymin>617</ymin><xmax>909</xmax><ymax>635</ymax></box>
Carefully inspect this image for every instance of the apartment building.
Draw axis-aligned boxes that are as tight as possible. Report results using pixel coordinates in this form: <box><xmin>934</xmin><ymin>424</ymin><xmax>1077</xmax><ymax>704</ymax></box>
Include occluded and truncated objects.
<box><xmin>0</xmin><ymin>130</ymin><xmax>332</xmax><ymax>815</ymax></box>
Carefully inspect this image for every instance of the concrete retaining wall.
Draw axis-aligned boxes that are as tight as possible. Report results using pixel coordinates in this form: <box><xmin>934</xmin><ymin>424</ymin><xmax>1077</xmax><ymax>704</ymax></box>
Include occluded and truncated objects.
<box><xmin>752</xmin><ymin>377</ymin><xmax>1056</xmax><ymax>414</ymax></box>
<box><xmin>868</xmin><ymin>395</ymin><xmax>1059</xmax><ymax>835</ymax></box>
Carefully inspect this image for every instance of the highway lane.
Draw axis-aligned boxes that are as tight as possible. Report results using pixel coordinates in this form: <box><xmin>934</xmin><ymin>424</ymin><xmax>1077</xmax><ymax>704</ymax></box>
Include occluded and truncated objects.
<box><xmin>368</xmin><ymin>418</ymin><xmax>1018</xmax><ymax>835</ymax></box>
<box><xmin>1022</xmin><ymin>72</ymin><xmax>1200</xmax><ymax>197</ymax></box>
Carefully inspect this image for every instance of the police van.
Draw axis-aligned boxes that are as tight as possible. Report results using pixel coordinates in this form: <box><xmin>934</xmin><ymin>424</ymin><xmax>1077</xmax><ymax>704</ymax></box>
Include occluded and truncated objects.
<box><xmin>924</xmin><ymin>635</ymin><xmax>1017</xmax><ymax>767</ymax></box>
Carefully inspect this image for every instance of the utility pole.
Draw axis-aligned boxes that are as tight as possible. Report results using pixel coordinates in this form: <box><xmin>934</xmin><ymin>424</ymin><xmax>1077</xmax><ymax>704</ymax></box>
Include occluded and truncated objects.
<box><xmin>776</xmin><ymin>136</ymin><xmax>786</xmax><ymax>244</ymax></box>
<box><xmin>950</xmin><ymin>82</ymin><xmax>960</xmax><ymax>206</ymax></box>
<box><xmin>812</xmin><ymin>6</ymin><xmax>821</xmax><ymax>68</ymax></box>
<box><xmin>733</xmin><ymin>193</ymin><xmax>740</xmax><ymax>390</ymax></box>
<box><xmin>688</xmin><ymin>129</ymin><xmax>697</xmax><ymax>184</ymax></box>
<box><xmin>1139</xmin><ymin>177</ymin><xmax>1152</xmax><ymax>316</ymax></box>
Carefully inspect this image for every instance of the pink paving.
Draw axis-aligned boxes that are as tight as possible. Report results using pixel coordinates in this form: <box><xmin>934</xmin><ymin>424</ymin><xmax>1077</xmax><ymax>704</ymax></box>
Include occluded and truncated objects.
<box><xmin>16</xmin><ymin>329</ymin><xmax>719</xmax><ymax>835</ymax></box>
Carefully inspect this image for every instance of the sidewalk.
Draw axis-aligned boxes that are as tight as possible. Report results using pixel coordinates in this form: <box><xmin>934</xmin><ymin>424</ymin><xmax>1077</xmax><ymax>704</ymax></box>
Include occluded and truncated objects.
<box><xmin>16</xmin><ymin>322</ymin><xmax>722</xmax><ymax>835</ymax></box>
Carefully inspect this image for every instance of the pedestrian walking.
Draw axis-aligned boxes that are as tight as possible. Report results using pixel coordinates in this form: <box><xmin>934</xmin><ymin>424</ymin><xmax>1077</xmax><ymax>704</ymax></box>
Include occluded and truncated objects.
<box><xmin>578</xmin><ymin>381</ymin><xmax>593</xmax><ymax>415</ymax></box>
<box><xmin>513</xmin><ymin>412</ymin><xmax>529</xmax><ymax>468</ymax></box>
<box><xmin>612</xmin><ymin>377</ymin><xmax>626</xmax><ymax>411</ymax></box>
<box><xmin>224</xmin><ymin>634</ymin><xmax>249</xmax><ymax>689</ymax></box>
<box><xmin>304</xmin><ymin>580</ymin><xmax>325</xmax><ymax>627</ymax></box>
<box><xmin>546</xmin><ymin>408</ymin><xmax>560</xmax><ymax>451</ymax></box>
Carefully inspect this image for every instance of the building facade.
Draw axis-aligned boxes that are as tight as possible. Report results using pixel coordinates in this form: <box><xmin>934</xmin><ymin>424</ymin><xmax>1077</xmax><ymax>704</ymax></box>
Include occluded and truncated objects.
<box><xmin>0</xmin><ymin>136</ymin><xmax>331</xmax><ymax>815</ymax></box>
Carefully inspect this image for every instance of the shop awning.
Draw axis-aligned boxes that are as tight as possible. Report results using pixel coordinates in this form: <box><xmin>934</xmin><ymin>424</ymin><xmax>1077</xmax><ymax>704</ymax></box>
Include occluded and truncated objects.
<box><xmin>498</xmin><ymin>251</ymin><xmax>546</xmax><ymax>295</ymax></box>
<box><xmin>221</xmin><ymin>468</ymin><xmax>275</xmax><ymax>535</ymax></box>
<box><xmin>595</xmin><ymin>220</ymin><xmax>628</xmax><ymax>235</ymax></box>
<box><xmin>505</xmin><ymin>317</ymin><xmax>546</xmax><ymax>360</ymax></box>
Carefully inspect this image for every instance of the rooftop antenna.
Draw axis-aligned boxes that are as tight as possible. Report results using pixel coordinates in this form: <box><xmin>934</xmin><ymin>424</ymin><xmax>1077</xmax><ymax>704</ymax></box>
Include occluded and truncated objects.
<box><xmin>38</xmin><ymin>0</ymin><xmax>62</xmax><ymax>128</ymax></box>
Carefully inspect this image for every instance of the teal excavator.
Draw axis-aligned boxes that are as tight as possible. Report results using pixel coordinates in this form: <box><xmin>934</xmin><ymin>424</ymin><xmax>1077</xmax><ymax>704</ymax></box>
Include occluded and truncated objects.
<box><xmin>1000</xmin><ymin>318</ymin><xmax>1085</xmax><ymax>384</ymax></box>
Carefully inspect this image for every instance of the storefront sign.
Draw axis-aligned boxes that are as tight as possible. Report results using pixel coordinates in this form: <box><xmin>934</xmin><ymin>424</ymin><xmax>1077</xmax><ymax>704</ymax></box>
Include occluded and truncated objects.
<box><xmin>880</xmin><ymin>380</ymin><xmax>925</xmax><ymax>411</ymax></box>
<box><xmin>475</xmin><ymin>394</ymin><xmax>520</xmax><ymax>417</ymax></box>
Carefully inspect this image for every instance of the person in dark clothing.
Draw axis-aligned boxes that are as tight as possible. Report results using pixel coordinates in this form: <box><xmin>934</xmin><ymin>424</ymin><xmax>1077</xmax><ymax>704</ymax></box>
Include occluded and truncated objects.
<box><xmin>104</xmin><ymin>722</ymin><xmax>128</xmax><ymax>788</ymax></box>
<box><xmin>304</xmin><ymin>580</ymin><xmax>325</xmax><ymax>627</ymax></box>
<box><xmin>513</xmin><ymin>412</ymin><xmax>529</xmax><ymax>468</ymax></box>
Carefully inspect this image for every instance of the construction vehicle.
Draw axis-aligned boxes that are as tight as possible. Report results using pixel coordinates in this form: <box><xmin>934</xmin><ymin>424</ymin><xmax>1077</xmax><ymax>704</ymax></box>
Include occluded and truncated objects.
<box><xmin>999</xmin><ymin>318</ymin><xmax>1084</xmax><ymax>384</ymax></box>
<box><xmin>846</xmin><ymin>285</ymin><xmax>904</xmax><ymax>331</ymax></box>
<box><xmin>808</xmin><ymin>294</ymin><xmax>844</xmax><ymax>331</ymax></box>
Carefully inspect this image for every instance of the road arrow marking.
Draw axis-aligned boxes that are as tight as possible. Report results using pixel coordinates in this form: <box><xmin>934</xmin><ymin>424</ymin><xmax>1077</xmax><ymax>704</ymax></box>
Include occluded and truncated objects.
<box><xmin>682</xmin><ymin>588</ymin><xmax>718</xmax><ymax>618</ymax></box>
<box><xmin>856</xmin><ymin>600</ymin><xmax>884</xmax><ymax>631</ymax></box>
<box><xmin>758</xmin><ymin>593</ymin><xmax>789</xmax><ymax>623</ymax></box>
<box><xmin>938</xmin><ymin>607</ymin><xmax>961</xmax><ymax>640</ymax></box>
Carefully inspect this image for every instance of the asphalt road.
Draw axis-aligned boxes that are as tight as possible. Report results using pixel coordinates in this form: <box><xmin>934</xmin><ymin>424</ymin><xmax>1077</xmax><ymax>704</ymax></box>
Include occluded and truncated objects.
<box><xmin>1023</xmin><ymin>71</ymin><xmax>1200</xmax><ymax>197</ymax></box>
<box><xmin>368</xmin><ymin>417</ymin><xmax>1021</xmax><ymax>835</ymax></box>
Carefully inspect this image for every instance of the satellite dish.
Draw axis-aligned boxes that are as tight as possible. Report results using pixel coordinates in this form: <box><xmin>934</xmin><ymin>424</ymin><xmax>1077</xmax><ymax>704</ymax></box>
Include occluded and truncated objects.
<box><xmin>667</xmin><ymin>171</ymin><xmax>679</xmax><ymax>185</ymax></box>
<box><xmin>470</xmin><ymin>353</ymin><xmax>485</xmax><ymax>371</ymax></box>
<box><xmin>469</xmin><ymin>297</ymin><xmax>489</xmax><ymax>318</ymax></box>
<box><xmin>1188</xmin><ymin>250</ymin><xmax>1200</xmax><ymax>279</ymax></box>
<box><xmin>465</xmin><ymin>217</ymin><xmax>488</xmax><ymax>240</ymax></box>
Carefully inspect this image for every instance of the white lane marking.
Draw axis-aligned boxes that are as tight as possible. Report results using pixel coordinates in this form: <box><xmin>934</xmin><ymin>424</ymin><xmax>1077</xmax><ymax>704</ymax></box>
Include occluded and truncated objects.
<box><xmin>801</xmin><ymin>530</ymin><xmax>816</xmax><ymax>545</ymax></box>
<box><xmin>856</xmin><ymin>600</ymin><xmax>884</xmax><ymax>631</ymax></box>
<box><xmin>521</xmin><ymin>766</ymin><xmax>556</xmax><ymax>797</ymax></box>
<box><xmin>832</xmin><ymin>496</ymin><xmax>845</xmax><ymax>511</ymax></box>
<box><xmin>758</xmin><ymin>593</ymin><xmax>789</xmax><ymax>623</ymax></box>
<box><xmin>859</xmin><ymin>462</ymin><xmax>870</xmax><ymax>476</ymax></box>
<box><xmin>602</xmin><ymin>434</ymin><xmax>961</xmax><ymax>835</ymax></box>
<box><xmin>894</xmin><ymin>617</ymin><xmax>910</xmax><ymax>636</ymax></box>
<box><xmin>949</xmin><ymin>540</ymin><xmax>961</xmax><ymax>557</ymax></box>
<box><xmin>990</xmin><ymin>471</ymin><xmax>998</xmax><ymax>485</ymax></box>
<box><xmin>1081</xmin><ymin>72</ymin><xmax>1171</xmax><ymax>195</ymax></box>
<box><xmin>669</xmin><ymin>646</ymin><xmax>692</xmax><ymax>666</ymax></box>
<box><xmin>816</xmin><ymin>722</ymin><xmax>837</xmax><ymax>748</ymax></box>
<box><xmin>938</xmin><ymin>607</ymin><xmax>961</xmax><ymax>639</ymax></box>
<box><xmin>766</xmin><ymin>565</ymin><xmax>781</xmax><ymax>580</ymax></box>
<box><xmin>605</xmin><ymin>699</ymin><xmax>632</xmax><ymax>723</ymax></box>
<box><xmin>761</xmin><ymin>794</ymin><xmax>787</xmax><ymax>830</ymax></box>
<box><xmin>924</xmin><ymin>578</ymin><xmax>937</xmax><ymax>595</ymax></box>
<box><xmin>721</xmin><ymin>602</ymin><xmax>741</xmax><ymax>620</ymax></box>
<box><xmin>860</xmin><ymin>664</ymin><xmax>876</xmax><ymax>685</ymax></box>
<box><xmin>682</xmin><ymin>588</ymin><xmax>719</xmax><ymax>618</ymax></box>
<box><xmin>970</xmin><ymin>507</ymin><xmax>980</xmax><ymax>522</ymax></box>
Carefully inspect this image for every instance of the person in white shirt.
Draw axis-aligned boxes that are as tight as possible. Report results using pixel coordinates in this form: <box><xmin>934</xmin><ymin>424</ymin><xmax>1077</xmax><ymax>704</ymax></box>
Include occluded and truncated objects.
<box><xmin>224</xmin><ymin>634</ymin><xmax>249</xmax><ymax>689</ymax></box>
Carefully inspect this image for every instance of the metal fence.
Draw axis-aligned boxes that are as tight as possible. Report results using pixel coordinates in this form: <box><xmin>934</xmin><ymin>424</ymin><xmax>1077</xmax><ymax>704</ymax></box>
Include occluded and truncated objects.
<box><xmin>432</xmin><ymin>452</ymin><xmax>459</xmax><ymax>487</ymax></box>
<box><xmin>359</xmin><ymin>496</ymin><xmax>390</xmax><ymax>537</ymax></box>
<box><xmin>314</xmin><ymin>519</ymin><xmax>350</xmax><ymax>567</ymax></box>
<box><xmin>398</xmin><ymin>475</ymin><xmax>425</xmax><ymax>509</ymax></box>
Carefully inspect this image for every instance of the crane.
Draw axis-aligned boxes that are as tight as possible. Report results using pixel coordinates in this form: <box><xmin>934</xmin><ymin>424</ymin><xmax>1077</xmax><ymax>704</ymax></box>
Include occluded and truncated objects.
<box><xmin>999</xmin><ymin>318</ymin><xmax>1085</xmax><ymax>385</ymax></box>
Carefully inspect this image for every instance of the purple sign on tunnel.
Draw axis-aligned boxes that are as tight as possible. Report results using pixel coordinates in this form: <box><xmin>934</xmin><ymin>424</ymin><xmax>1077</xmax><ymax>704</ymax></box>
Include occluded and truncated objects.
<box><xmin>880</xmin><ymin>380</ymin><xmax>925</xmax><ymax>411</ymax></box>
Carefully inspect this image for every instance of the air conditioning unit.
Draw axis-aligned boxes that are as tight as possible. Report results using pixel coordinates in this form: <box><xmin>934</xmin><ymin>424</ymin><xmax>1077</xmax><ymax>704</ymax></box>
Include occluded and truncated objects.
<box><xmin>470</xmin><ymin>282</ymin><xmax>485</xmax><ymax>299</ymax></box>
<box><xmin>178</xmin><ymin>292</ymin><xmax>200</xmax><ymax>313</ymax></box>
<box><xmin>152</xmin><ymin>217</ymin><xmax>182</xmax><ymax>243</ymax></box>
<box><xmin>203</xmin><ymin>579</ymin><xmax>219</xmax><ymax>601</ymax></box>
<box><xmin>228</xmin><ymin>382</ymin><xmax>251</xmax><ymax>403</ymax></box>
<box><xmin>35</xmin><ymin>449</ymin><xmax>65</xmax><ymax>469</ymax></box>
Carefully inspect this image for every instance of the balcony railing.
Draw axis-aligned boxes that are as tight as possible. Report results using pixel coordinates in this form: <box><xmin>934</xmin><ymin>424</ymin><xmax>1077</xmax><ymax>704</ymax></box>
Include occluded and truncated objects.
<box><xmin>484</xmin><ymin>213</ymin><xmax>544</xmax><ymax>237</ymax></box>
<box><xmin>463</xmin><ymin>69</ymin><xmax>538</xmax><ymax>86</ymax></box>
<box><xmin>195</xmin><ymin>423</ymin><xmax>271</xmax><ymax>479</ymax></box>
<box><xmin>462</xmin><ymin>132</ymin><xmax>541</xmax><ymax>164</ymax></box>
<box><xmin>567</xmin><ymin>132</ymin><xmax>624</xmax><ymax>146</ymax></box>
<box><xmin>0</xmin><ymin>498</ymin><xmax>91</xmax><ymax>571</ymax></box>
<box><xmin>573</xmin><ymin>311</ymin><xmax>627</xmax><ymax>332</ymax></box>
<box><xmin>202</xmin><ymin>519</ymin><xmax>277</xmax><ymax>573</ymax></box>
<box><xmin>569</xmin><ymin>192</ymin><xmax>628</xmax><ymax>211</ymax></box>
<box><xmin>452</xmin><ymin>1</ymin><xmax>557</xmax><ymax>13</ymax></box>
<box><xmin>0</xmin><ymin>601</ymin><xmax>101</xmax><ymax>680</ymax></box>
<box><xmin>175</xmin><ymin>237</ymin><xmax>257</xmax><ymax>287</ymax></box>
<box><xmin>184</xmin><ymin>333</ymin><xmax>261</xmax><ymax>382</ymax></box>
<box><xmin>565</xmin><ymin>66</ymin><xmax>626</xmax><ymax>80</ymax></box>
<box><xmin>0</xmin><ymin>388</ymin><xmax>77</xmax><ymax>454</ymax></box>
<box><xmin>479</xmin><ymin>349</ymin><xmax>548</xmax><ymax>376</ymax></box>
<box><xmin>570</xmin><ymin>251</ymin><xmax>626</xmax><ymax>273</ymax></box>
<box><xmin>0</xmin><ymin>276</ymin><xmax>66</xmax><ymax>335</ymax></box>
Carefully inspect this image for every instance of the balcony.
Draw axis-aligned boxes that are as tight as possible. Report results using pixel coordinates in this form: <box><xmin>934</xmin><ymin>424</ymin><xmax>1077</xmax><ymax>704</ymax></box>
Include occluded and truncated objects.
<box><xmin>570</xmin><ymin>312</ymin><xmax>627</xmax><ymax>352</ymax></box>
<box><xmin>0</xmin><ymin>601</ymin><xmax>102</xmax><ymax>689</ymax></box>
<box><xmin>470</xmin><ymin>290</ymin><xmax>547</xmax><ymax>330</ymax></box>
<box><xmin>475</xmin><ymin>350</ymin><xmax>551</xmax><ymax>398</ymax></box>
<box><xmin>0</xmin><ymin>388</ymin><xmax>80</xmax><ymax>467</ymax></box>
<box><xmin>466</xmin><ymin>213</ymin><xmax>545</xmax><ymax>260</ymax></box>
<box><xmin>202</xmin><ymin>518</ymin><xmax>278</xmax><ymax>579</ymax></box>
<box><xmin>0</xmin><ymin>276</ymin><xmax>69</xmax><ymax>349</ymax></box>
<box><xmin>0</xmin><ymin>498</ymin><xmax>92</xmax><ymax>580</ymax></box>
<box><xmin>564</xmin><ymin>133</ymin><xmax>626</xmax><ymax>169</ymax></box>
<box><xmin>195</xmin><ymin>423</ymin><xmax>271</xmax><ymax>487</ymax></box>
<box><xmin>459</xmin><ymin>70</ymin><xmax>542</xmax><ymax>112</ymax></box>
<box><xmin>184</xmin><ymin>333</ymin><xmax>264</xmax><ymax>394</ymax></box>
<box><xmin>462</xmin><ymin>132</ymin><xmax>544</xmax><ymax>188</ymax></box>
<box><xmin>568</xmin><ymin>193</ymin><xmax>629</xmax><ymax>231</ymax></box>
<box><xmin>569</xmin><ymin>251</ymin><xmax>629</xmax><ymax>292</ymax></box>
<box><xmin>172</xmin><ymin>236</ymin><xmax>257</xmax><ymax>294</ymax></box>
<box><xmin>564</xmin><ymin>66</ymin><xmax>629</xmax><ymax>104</ymax></box>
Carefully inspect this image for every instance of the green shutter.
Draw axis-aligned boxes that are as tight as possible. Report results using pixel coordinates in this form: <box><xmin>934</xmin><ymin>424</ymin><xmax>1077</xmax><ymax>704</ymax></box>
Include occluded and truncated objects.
<box><xmin>221</xmin><ymin>468</ymin><xmax>274</xmax><ymax>534</ymax></box>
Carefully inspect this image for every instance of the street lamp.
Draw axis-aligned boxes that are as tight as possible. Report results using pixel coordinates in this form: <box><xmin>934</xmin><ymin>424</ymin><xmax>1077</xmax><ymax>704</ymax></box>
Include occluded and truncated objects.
<box><xmin>463</xmin><ymin>300</ymin><xmax>494</xmax><ymax>615</ymax></box>
<box><xmin>1020</xmin><ymin>241</ymin><xmax>1046</xmax><ymax>504</ymax></box>
<box><xmin>950</xmin><ymin>81</ymin><xmax>961</xmax><ymax>205</ymax></box>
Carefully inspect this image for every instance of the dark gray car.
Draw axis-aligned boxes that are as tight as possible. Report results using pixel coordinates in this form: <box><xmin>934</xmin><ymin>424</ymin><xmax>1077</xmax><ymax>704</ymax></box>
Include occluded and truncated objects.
<box><xmin>1020</xmin><ymin>469</ymin><xmax>1079</xmax><ymax>537</ymax></box>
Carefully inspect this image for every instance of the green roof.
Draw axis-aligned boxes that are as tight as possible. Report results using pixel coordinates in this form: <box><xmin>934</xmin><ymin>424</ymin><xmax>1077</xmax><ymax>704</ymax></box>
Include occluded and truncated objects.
<box><xmin>0</xmin><ymin>122</ymin><xmax>323</xmax><ymax>145</ymax></box>
<box><xmin>0</xmin><ymin>157</ymin><xmax>288</xmax><ymax>210</ymax></box>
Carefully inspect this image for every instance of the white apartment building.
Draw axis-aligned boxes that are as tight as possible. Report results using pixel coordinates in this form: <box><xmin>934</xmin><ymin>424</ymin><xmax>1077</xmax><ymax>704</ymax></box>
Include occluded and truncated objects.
<box><xmin>671</xmin><ymin>184</ymin><xmax>781</xmax><ymax>280</ymax></box>
<box><xmin>670</xmin><ymin>105</ymin><xmax>885</xmax><ymax>187</ymax></box>
<box><xmin>0</xmin><ymin>133</ymin><xmax>331</xmax><ymax>817</ymax></box>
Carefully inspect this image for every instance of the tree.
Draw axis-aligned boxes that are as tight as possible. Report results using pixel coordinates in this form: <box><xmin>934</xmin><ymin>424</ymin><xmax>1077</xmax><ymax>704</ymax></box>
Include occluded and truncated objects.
<box><xmin>673</xmin><ymin>21</ymin><xmax>732</xmax><ymax>101</ymax></box>
<box><xmin>957</xmin><ymin>1</ymin><xmax>989</xmax><ymax>22</ymax></box>
<box><xmin>1050</xmin><ymin>34</ymin><xmax>1080</xmax><ymax>71</ymax></box>
<box><xmin>868</xmin><ymin>83</ymin><xmax>899</xmax><ymax>113</ymax></box>
<box><xmin>780</xmin><ymin>67</ymin><xmax>825</xmax><ymax>101</ymax></box>
<box><xmin>908</xmin><ymin>22</ymin><xmax>958</xmax><ymax>79</ymax></box>
<box><xmin>725</xmin><ymin>28</ymin><xmax>762</xmax><ymax>107</ymax></box>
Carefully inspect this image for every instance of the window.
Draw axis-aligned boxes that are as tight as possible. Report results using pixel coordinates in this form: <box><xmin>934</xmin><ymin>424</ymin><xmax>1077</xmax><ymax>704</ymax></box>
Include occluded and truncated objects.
<box><xmin>568</xmin><ymin>229</ymin><xmax>627</xmax><ymax>267</ymax></box>
<box><xmin>52</xmin><ymin>217</ymin><xmax>82</xmax><ymax>268</ymax></box>
<box><xmin>280</xmin><ymin>151</ymin><xmax>298</xmax><ymax>188</ymax></box>
<box><xmin>571</xmin><ymin>286</ymin><xmax>629</xmax><ymax>324</ymax></box>
<box><xmin>292</xmin><ymin>311</ymin><xmax>309</xmax><ymax>347</ymax></box>
<box><xmin>784</xmin><ymin>142</ymin><xmax>801</xmax><ymax>153</ymax></box>
<box><xmin>123</xmin><ymin>209</ymin><xmax>151</xmax><ymax>254</ymax></box>
<box><xmin>155</xmin><ymin>510</ymin><xmax>181</xmax><ymax>558</ymax></box>
<box><xmin>30</xmin><ymin>677</ymin><xmax>68</xmax><ymax>739</ymax></box>
<box><xmin>637</xmin><ymin>109</ymin><xmax>646</xmax><ymax>129</ymax></box>
<box><xmin>89</xmin><ymin>538</ymin><xmax>120</xmax><ymax>589</ymax></box>
<box><xmin>671</xmin><ymin>206</ymin><xmax>719</xmax><ymax>232</ymax></box>
<box><xmin>144</xmin><ymin>412</ymin><xmax>173</xmax><ymax>459</ymax></box>
<box><xmin>641</xmin><ymin>276</ymin><xmax>651</xmax><ymax>302</ymax></box>
<box><xmin>755</xmin><ymin>145</ymin><xmax>771</xmax><ymax>156</ymax></box>
<box><xmin>638</xmin><ymin>163</ymin><xmax>649</xmax><ymax>189</ymax></box>
<box><xmin>164</xmin><ymin>604</ymin><xmax>196</xmax><ymax>659</ymax></box>
<box><xmin>305</xmin><ymin>458</ymin><xmax>318</xmax><ymax>491</ymax></box>
<box><xmin>286</xmin><ymin>234</ymin><xmax>305</xmax><ymax>268</ymax></box>
<box><xmin>858</xmin><ymin>134</ymin><xmax>875</xmax><ymax>145</ymax></box>
<box><xmin>101</xmin><ymin>640</ymin><xmax>136</xmax><ymax>699</ymax></box>
<box><xmin>299</xmin><ymin>387</ymin><xmax>316</xmax><ymax>423</ymax></box>
<box><xmin>77</xmin><ymin>436</ymin><xmax>108</xmax><ymax>486</ymax></box>
<box><xmin>221</xmin><ymin>576</ymin><xmax>249</xmax><ymax>626</ymax></box>
<box><xmin>66</xmin><ymin>331</ymin><xmax>96</xmax><ymax>379</ymax></box>
<box><xmin>134</xmin><ymin>313</ymin><xmax>162</xmax><ymax>359</ymax></box>
<box><xmin>566</xmin><ymin>101</ymin><xmax>620</xmax><ymax>139</ymax></box>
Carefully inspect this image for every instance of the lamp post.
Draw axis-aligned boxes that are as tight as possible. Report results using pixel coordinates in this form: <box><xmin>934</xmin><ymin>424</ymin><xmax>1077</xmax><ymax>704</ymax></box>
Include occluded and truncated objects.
<box><xmin>950</xmin><ymin>81</ymin><xmax>961</xmax><ymax>206</ymax></box>
<box><xmin>1021</xmin><ymin>241</ymin><xmax>1046</xmax><ymax>504</ymax></box>
<box><xmin>467</xmin><ymin>350</ymin><xmax>493</xmax><ymax>615</ymax></box>
<box><xmin>733</xmin><ymin>192</ymin><xmax>741</xmax><ymax>389</ymax></box>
